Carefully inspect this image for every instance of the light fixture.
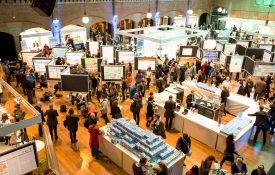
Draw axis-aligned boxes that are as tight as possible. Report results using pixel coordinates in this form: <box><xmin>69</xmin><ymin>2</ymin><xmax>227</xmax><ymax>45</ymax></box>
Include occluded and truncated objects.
<box><xmin>259</xmin><ymin>4</ymin><xmax>273</xmax><ymax>35</ymax></box>
<box><xmin>53</xmin><ymin>19</ymin><xmax>59</xmax><ymax>24</ymax></box>
<box><xmin>187</xmin><ymin>9</ymin><xmax>193</xmax><ymax>15</ymax></box>
<box><xmin>218</xmin><ymin>7</ymin><xmax>223</xmax><ymax>12</ymax></box>
<box><xmin>146</xmin><ymin>0</ymin><xmax>152</xmax><ymax>19</ymax></box>
<box><xmin>163</xmin><ymin>16</ymin><xmax>168</xmax><ymax>18</ymax></box>
<box><xmin>82</xmin><ymin>0</ymin><xmax>89</xmax><ymax>24</ymax></box>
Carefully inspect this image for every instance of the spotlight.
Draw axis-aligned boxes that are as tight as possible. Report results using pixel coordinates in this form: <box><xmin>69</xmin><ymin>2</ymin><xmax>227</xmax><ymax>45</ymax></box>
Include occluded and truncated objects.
<box><xmin>218</xmin><ymin>7</ymin><xmax>223</xmax><ymax>13</ymax></box>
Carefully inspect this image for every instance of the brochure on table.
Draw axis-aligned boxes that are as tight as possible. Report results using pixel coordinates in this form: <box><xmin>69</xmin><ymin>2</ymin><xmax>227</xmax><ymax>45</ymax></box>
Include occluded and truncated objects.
<box><xmin>32</xmin><ymin>58</ymin><xmax>53</xmax><ymax>73</ymax></box>
<box><xmin>65</xmin><ymin>52</ymin><xmax>85</xmax><ymax>65</ymax></box>
<box><xmin>229</xmin><ymin>55</ymin><xmax>244</xmax><ymax>72</ymax></box>
<box><xmin>116</xmin><ymin>51</ymin><xmax>135</xmax><ymax>64</ymax></box>
<box><xmin>88</xmin><ymin>41</ymin><xmax>99</xmax><ymax>55</ymax></box>
<box><xmin>101</xmin><ymin>46</ymin><xmax>115</xmax><ymax>64</ymax></box>
<box><xmin>135</xmin><ymin>57</ymin><xmax>156</xmax><ymax>71</ymax></box>
<box><xmin>52</xmin><ymin>47</ymin><xmax>67</xmax><ymax>58</ymax></box>
<box><xmin>21</xmin><ymin>52</ymin><xmax>40</xmax><ymax>66</ymax></box>
<box><xmin>101</xmin><ymin>65</ymin><xmax>125</xmax><ymax>81</ymax></box>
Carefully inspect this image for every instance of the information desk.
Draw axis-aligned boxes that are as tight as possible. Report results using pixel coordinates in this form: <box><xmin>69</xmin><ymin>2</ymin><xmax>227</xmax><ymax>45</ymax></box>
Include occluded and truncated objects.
<box><xmin>178</xmin><ymin>81</ymin><xmax>258</xmax><ymax>116</ymax></box>
<box><xmin>99</xmin><ymin>126</ymin><xmax>185</xmax><ymax>175</ymax></box>
<box><xmin>153</xmin><ymin>91</ymin><xmax>257</xmax><ymax>152</ymax></box>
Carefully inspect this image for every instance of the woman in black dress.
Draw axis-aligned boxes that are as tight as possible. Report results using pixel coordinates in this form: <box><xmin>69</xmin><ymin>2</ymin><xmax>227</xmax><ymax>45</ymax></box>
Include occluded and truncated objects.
<box><xmin>146</xmin><ymin>97</ymin><xmax>154</xmax><ymax>127</ymax></box>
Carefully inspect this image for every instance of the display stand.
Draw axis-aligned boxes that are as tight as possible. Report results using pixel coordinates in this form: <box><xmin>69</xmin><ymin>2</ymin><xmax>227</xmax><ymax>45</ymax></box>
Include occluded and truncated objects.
<box><xmin>100</xmin><ymin>45</ymin><xmax>116</xmax><ymax>64</ymax></box>
<box><xmin>201</xmin><ymin>50</ymin><xmax>220</xmax><ymax>62</ymax></box>
<box><xmin>116</xmin><ymin>50</ymin><xmax>135</xmax><ymax>64</ymax></box>
<box><xmin>134</xmin><ymin>57</ymin><xmax>156</xmax><ymax>71</ymax></box>
<box><xmin>32</xmin><ymin>56</ymin><xmax>53</xmax><ymax>74</ymax></box>
<box><xmin>21</xmin><ymin>51</ymin><xmax>40</xmax><ymax>66</ymax></box>
<box><xmin>101</xmin><ymin>64</ymin><xmax>126</xmax><ymax>83</ymax></box>
<box><xmin>81</xmin><ymin>57</ymin><xmax>102</xmax><ymax>72</ymax></box>
<box><xmin>65</xmin><ymin>52</ymin><xmax>85</xmax><ymax>65</ymax></box>
<box><xmin>45</xmin><ymin>59</ymin><xmax>68</xmax><ymax>81</ymax></box>
<box><xmin>60</xmin><ymin>67</ymin><xmax>89</xmax><ymax>92</ymax></box>
<box><xmin>52</xmin><ymin>47</ymin><xmax>67</xmax><ymax>58</ymax></box>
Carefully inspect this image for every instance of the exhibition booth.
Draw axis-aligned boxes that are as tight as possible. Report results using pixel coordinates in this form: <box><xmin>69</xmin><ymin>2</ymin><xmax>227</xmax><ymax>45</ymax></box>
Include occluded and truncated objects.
<box><xmin>100</xmin><ymin>63</ymin><xmax>126</xmax><ymax>83</ymax></box>
<box><xmin>61</xmin><ymin>25</ymin><xmax>87</xmax><ymax>50</ymax></box>
<box><xmin>45</xmin><ymin>59</ymin><xmax>68</xmax><ymax>81</ymax></box>
<box><xmin>117</xmin><ymin>25</ymin><xmax>208</xmax><ymax>59</ymax></box>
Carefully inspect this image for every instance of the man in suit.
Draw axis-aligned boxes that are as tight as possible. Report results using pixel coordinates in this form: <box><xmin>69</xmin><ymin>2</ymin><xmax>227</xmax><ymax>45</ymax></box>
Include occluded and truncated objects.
<box><xmin>44</xmin><ymin>104</ymin><xmax>59</xmax><ymax>142</ymax></box>
<box><xmin>164</xmin><ymin>95</ymin><xmax>176</xmax><ymax>130</ymax></box>
<box><xmin>186</xmin><ymin>90</ymin><xmax>195</xmax><ymax>109</ymax></box>
<box><xmin>221</xmin><ymin>86</ymin><xmax>230</xmax><ymax>115</ymax></box>
<box><xmin>248</xmin><ymin>106</ymin><xmax>268</xmax><ymax>145</ymax></box>
<box><xmin>254</xmin><ymin>77</ymin><xmax>266</xmax><ymax>100</ymax></box>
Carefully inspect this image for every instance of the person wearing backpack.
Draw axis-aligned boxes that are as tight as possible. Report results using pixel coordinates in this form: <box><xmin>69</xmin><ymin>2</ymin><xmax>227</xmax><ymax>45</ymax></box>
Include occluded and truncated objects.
<box><xmin>131</xmin><ymin>93</ymin><xmax>142</xmax><ymax>126</ymax></box>
<box><xmin>66</xmin><ymin>108</ymin><xmax>79</xmax><ymax>145</ymax></box>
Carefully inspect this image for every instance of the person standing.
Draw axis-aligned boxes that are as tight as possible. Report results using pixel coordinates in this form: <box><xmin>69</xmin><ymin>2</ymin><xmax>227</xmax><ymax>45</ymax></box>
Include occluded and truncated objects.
<box><xmin>152</xmin><ymin>114</ymin><xmax>166</xmax><ymax>139</ymax></box>
<box><xmin>199</xmin><ymin>155</ymin><xmax>218</xmax><ymax>175</ymax></box>
<box><xmin>84</xmin><ymin>113</ymin><xmax>98</xmax><ymax>129</ymax></box>
<box><xmin>222</xmin><ymin>77</ymin><xmax>231</xmax><ymax>90</ymax></box>
<box><xmin>221</xmin><ymin>86</ymin><xmax>230</xmax><ymax>115</ymax></box>
<box><xmin>111</xmin><ymin>100</ymin><xmax>122</xmax><ymax>119</ymax></box>
<box><xmin>220</xmin><ymin>134</ymin><xmax>239</xmax><ymax>168</ymax></box>
<box><xmin>131</xmin><ymin>94</ymin><xmax>142</xmax><ymax>125</ymax></box>
<box><xmin>132</xmin><ymin>157</ymin><xmax>149</xmax><ymax>175</ymax></box>
<box><xmin>265</xmin><ymin>73</ymin><xmax>272</xmax><ymax>94</ymax></box>
<box><xmin>186</xmin><ymin>90</ymin><xmax>195</xmax><ymax>109</ymax></box>
<box><xmin>34</xmin><ymin>102</ymin><xmax>44</xmax><ymax>137</ymax></box>
<box><xmin>164</xmin><ymin>95</ymin><xmax>176</xmax><ymax>130</ymax></box>
<box><xmin>2</xmin><ymin>61</ymin><xmax>11</xmax><ymax>84</ymax></box>
<box><xmin>88</xmin><ymin>122</ymin><xmax>100</xmax><ymax>159</ymax></box>
<box><xmin>99</xmin><ymin>95</ymin><xmax>109</xmax><ymax>124</ymax></box>
<box><xmin>231</xmin><ymin>157</ymin><xmax>247</xmax><ymax>175</ymax></box>
<box><xmin>154</xmin><ymin>161</ymin><xmax>169</xmax><ymax>175</ymax></box>
<box><xmin>28</xmin><ymin>69</ymin><xmax>36</xmax><ymax>97</ymax></box>
<box><xmin>156</xmin><ymin>77</ymin><xmax>165</xmax><ymax>93</ymax></box>
<box><xmin>237</xmin><ymin>81</ymin><xmax>246</xmax><ymax>96</ymax></box>
<box><xmin>176</xmin><ymin>133</ymin><xmax>191</xmax><ymax>166</ymax></box>
<box><xmin>130</xmin><ymin>83</ymin><xmax>139</xmax><ymax>99</ymax></box>
<box><xmin>25</xmin><ymin>79</ymin><xmax>34</xmax><ymax>104</ymax></box>
<box><xmin>190</xmin><ymin>62</ymin><xmax>196</xmax><ymax>80</ymax></box>
<box><xmin>44</xmin><ymin>104</ymin><xmax>59</xmax><ymax>142</ymax></box>
<box><xmin>251</xmin><ymin>165</ymin><xmax>266</xmax><ymax>175</ymax></box>
<box><xmin>254</xmin><ymin>77</ymin><xmax>266</xmax><ymax>100</ymax></box>
<box><xmin>135</xmin><ymin>69</ymin><xmax>143</xmax><ymax>84</ymax></box>
<box><xmin>248</xmin><ymin>106</ymin><xmax>268</xmax><ymax>145</ymax></box>
<box><xmin>269</xmin><ymin>100</ymin><xmax>275</xmax><ymax>135</ymax></box>
<box><xmin>66</xmin><ymin>108</ymin><xmax>79</xmax><ymax>145</ymax></box>
<box><xmin>146</xmin><ymin>97</ymin><xmax>154</xmax><ymax>127</ymax></box>
<box><xmin>244</xmin><ymin>76</ymin><xmax>254</xmax><ymax>98</ymax></box>
<box><xmin>146</xmin><ymin>67</ymin><xmax>152</xmax><ymax>89</ymax></box>
<box><xmin>121</xmin><ymin>76</ymin><xmax>127</xmax><ymax>102</ymax></box>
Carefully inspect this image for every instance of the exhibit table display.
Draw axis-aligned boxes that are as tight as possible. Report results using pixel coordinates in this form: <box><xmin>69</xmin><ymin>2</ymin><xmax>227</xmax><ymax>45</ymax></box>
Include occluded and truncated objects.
<box><xmin>195</xmin><ymin>99</ymin><xmax>221</xmax><ymax>121</ymax></box>
<box><xmin>99</xmin><ymin>118</ymin><xmax>184</xmax><ymax>175</ymax></box>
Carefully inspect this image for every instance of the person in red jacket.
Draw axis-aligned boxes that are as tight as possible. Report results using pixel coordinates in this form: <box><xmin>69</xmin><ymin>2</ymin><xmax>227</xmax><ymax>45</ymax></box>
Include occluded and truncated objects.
<box><xmin>88</xmin><ymin>123</ymin><xmax>100</xmax><ymax>159</ymax></box>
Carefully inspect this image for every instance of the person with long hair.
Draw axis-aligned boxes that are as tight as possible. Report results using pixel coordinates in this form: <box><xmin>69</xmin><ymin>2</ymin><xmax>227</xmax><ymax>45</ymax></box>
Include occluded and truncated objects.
<box><xmin>220</xmin><ymin>134</ymin><xmax>239</xmax><ymax>168</ymax></box>
<box><xmin>154</xmin><ymin>161</ymin><xmax>168</xmax><ymax>175</ymax></box>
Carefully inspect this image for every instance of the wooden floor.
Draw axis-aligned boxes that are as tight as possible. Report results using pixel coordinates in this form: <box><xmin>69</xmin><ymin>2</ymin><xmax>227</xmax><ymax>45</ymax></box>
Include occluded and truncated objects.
<box><xmin>1</xmin><ymin>79</ymin><xmax>275</xmax><ymax>175</ymax></box>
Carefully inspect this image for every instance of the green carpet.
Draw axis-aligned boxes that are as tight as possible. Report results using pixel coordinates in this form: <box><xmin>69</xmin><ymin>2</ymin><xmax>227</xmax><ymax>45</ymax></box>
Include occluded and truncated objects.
<box><xmin>267</xmin><ymin>163</ymin><xmax>275</xmax><ymax>175</ymax></box>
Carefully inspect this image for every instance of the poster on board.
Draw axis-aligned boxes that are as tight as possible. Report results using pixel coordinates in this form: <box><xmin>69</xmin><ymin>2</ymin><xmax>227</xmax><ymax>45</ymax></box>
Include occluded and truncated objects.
<box><xmin>102</xmin><ymin>46</ymin><xmax>114</xmax><ymax>63</ymax></box>
<box><xmin>229</xmin><ymin>55</ymin><xmax>244</xmax><ymax>72</ymax></box>
<box><xmin>21</xmin><ymin>52</ymin><xmax>39</xmax><ymax>66</ymax></box>
<box><xmin>220</xmin><ymin>52</ymin><xmax>227</xmax><ymax>66</ymax></box>
<box><xmin>224</xmin><ymin>44</ymin><xmax>236</xmax><ymax>55</ymax></box>
<box><xmin>259</xmin><ymin>45</ymin><xmax>272</xmax><ymax>52</ymax></box>
<box><xmin>216</xmin><ymin>42</ymin><xmax>224</xmax><ymax>51</ymax></box>
<box><xmin>89</xmin><ymin>41</ymin><xmax>99</xmax><ymax>55</ymax></box>
<box><xmin>65</xmin><ymin>52</ymin><xmax>85</xmax><ymax>65</ymax></box>
<box><xmin>181</xmin><ymin>48</ymin><xmax>193</xmax><ymax>56</ymax></box>
<box><xmin>53</xmin><ymin>47</ymin><xmax>67</xmax><ymax>58</ymax></box>
<box><xmin>253</xmin><ymin>64</ymin><xmax>275</xmax><ymax>76</ymax></box>
<box><xmin>203</xmin><ymin>50</ymin><xmax>219</xmax><ymax>62</ymax></box>
<box><xmin>262</xmin><ymin>50</ymin><xmax>272</xmax><ymax>62</ymax></box>
<box><xmin>47</xmin><ymin>66</ymin><xmax>66</xmax><ymax>79</ymax></box>
<box><xmin>103</xmin><ymin>66</ymin><xmax>124</xmax><ymax>80</ymax></box>
<box><xmin>137</xmin><ymin>57</ymin><xmax>156</xmax><ymax>71</ymax></box>
<box><xmin>33</xmin><ymin>59</ymin><xmax>52</xmax><ymax>73</ymax></box>
<box><xmin>117</xmin><ymin>51</ymin><xmax>135</xmax><ymax>64</ymax></box>
<box><xmin>85</xmin><ymin>58</ymin><xmax>98</xmax><ymax>72</ymax></box>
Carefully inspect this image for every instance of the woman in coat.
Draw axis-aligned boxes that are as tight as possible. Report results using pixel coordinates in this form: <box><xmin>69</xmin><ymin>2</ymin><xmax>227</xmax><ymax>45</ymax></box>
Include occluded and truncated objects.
<box><xmin>66</xmin><ymin>108</ymin><xmax>79</xmax><ymax>145</ymax></box>
<box><xmin>111</xmin><ymin>100</ymin><xmax>122</xmax><ymax>119</ymax></box>
<box><xmin>89</xmin><ymin>122</ymin><xmax>100</xmax><ymax>159</ymax></box>
<box><xmin>152</xmin><ymin>114</ymin><xmax>166</xmax><ymax>139</ymax></box>
<box><xmin>220</xmin><ymin>134</ymin><xmax>239</xmax><ymax>168</ymax></box>
<box><xmin>146</xmin><ymin>97</ymin><xmax>154</xmax><ymax>127</ymax></box>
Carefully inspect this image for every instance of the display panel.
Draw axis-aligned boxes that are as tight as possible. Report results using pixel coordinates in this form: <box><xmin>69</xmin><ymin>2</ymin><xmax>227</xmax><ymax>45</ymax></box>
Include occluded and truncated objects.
<box><xmin>65</xmin><ymin>52</ymin><xmax>85</xmax><ymax>65</ymax></box>
<box><xmin>101</xmin><ymin>46</ymin><xmax>115</xmax><ymax>64</ymax></box>
<box><xmin>216</xmin><ymin>42</ymin><xmax>224</xmax><ymax>51</ymax></box>
<box><xmin>229</xmin><ymin>55</ymin><xmax>244</xmax><ymax>72</ymax></box>
<box><xmin>220</xmin><ymin>52</ymin><xmax>227</xmax><ymax>66</ymax></box>
<box><xmin>245</xmin><ymin>48</ymin><xmax>265</xmax><ymax>60</ymax></box>
<box><xmin>135</xmin><ymin>57</ymin><xmax>156</xmax><ymax>71</ymax></box>
<box><xmin>253</xmin><ymin>64</ymin><xmax>275</xmax><ymax>77</ymax></box>
<box><xmin>32</xmin><ymin>58</ymin><xmax>52</xmax><ymax>73</ymax></box>
<box><xmin>21</xmin><ymin>52</ymin><xmax>40</xmax><ymax>66</ymax></box>
<box><xmin>46</xmin><ymin>66</ymin><xmax>67</xmax><ymax>80</ymax></box>
<box><xmin>237</xmin><ymin>41</ymin><xmax>249</xmax><ymax>47</ymax></box>
<box><xmin>202</xmin><ymin>50</ymin><xmax>220</xmax><ymax>62</ymax></box>
<box><xmin>61</xmin><ymin>74</ymin><xmax>89</xmax><ymax>92</ymax></box>
<box><xmin>262</xmin><ymin>50</ymin><xmax>272</xmax><ymax>62</ymax></box>
<box><xmin>179</xmin><ymin>46</ymin><xmax>197</xmax><ymax>57</ymax></box>
<box><xmin>101</xmin><ymin>65</ymin><xmax>125</xmax><ymax>81</ymax></box>
<box><xmin>88</xmin><ymin>41</ymin><xmax>99</xmax><ymax>55</ymax></box>
<box><xmin>117</xmin><ymin>51</ymin><xmax>135</xmax><ymax>64</ymax></box>
<box><xmin>259</xmin><ymin>44</ymin><xmax>272</xmax><ymax>52</ymax></box>
<box><xmin>53</xmin><ymin>47</ymin><xmax>67</xmax><ymax>58</ymax></box>
<box><xmin>84</xmin><ymin>58</ymin><xmax>98</xmax><ymax>72</ymax></box>
<box><xmin>243</xmin><ymin>56</ymin><xmax>255</xmax><ymax>75</ymax></box>
<box><xmin>237</xmin><ymin>45</ymin><xmax>247</xmax><ymax>55</ymax></box>
<box><xmin>224</xmin><ymin>44</ymin><xmax>236</xmax><ymax>55</ymax></box>
<box><xmin>0</xmin><ymin>142</ymin><xmax>39</xmax><ymax>175</ymax></box>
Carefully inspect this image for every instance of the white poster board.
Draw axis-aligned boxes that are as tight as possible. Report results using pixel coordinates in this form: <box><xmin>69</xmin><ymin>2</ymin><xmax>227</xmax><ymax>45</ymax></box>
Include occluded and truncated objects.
<box><xmin>216</xmin><ymin>42</ymin><xmax>224</xmax><ymax>51</ymax></box>
<box><xmin>262</xmin><ymin>50</ymin><xmax>272</xmax><ymax>62</ymax></box>
<box><xmin>181</xmin><ymin>48</ymin><xmax>193</xmax><ymax>56</ymax></box>
<box><xmin>253</xmin><ymin>64</ymin><xmax>275</xmax><ymax>76</ymax></box>
<box><xmin>0</xmin><ymin>143</ymin><xmax>38</xmax><ymax>175</ymax></box>
<box><xmin>259</xmin><ymin>45</ymin><xmax>272</xmax><ymax>52</ymax></box>
<box><xmin>21</xmin><ymin>52</ymin><xmax>39</xmax><ymax>66</ymax></box>
<box><xmin>117</xmin><ymin>51</ymin><xmax>135</xmax><ymax>64</ymax></box>
<box><xmin>229</xmin><ymin>55</ymin><xmax>244</xmax><ymax>72</ymax></box>
<box><xmin>89</xmin><ymin>41</ymin><xmax>99</xmax><ymax>55</ymax></box>
<box><xmin>48</xmin><ymin>66</ymin><xmax>66</xmax><ymax>79</ymax></box>
<box><xmin>33</xmin><ymin>59</ymin><xmax>52</xmax><ymax>73</ymax></box>
<box><xmin>224</xmin><ymin>44</ymin><xmax>236</xmax><ymax>55</ymax></box>
<box><xmin>53</xmin><ymin>47</ymin><xmax>67</xmax><ymax>58</ymax></box>
<box><xmin>103</xmin><ymin>66</ymin><xmax>124</xmax><ymax>80</ymax></box>
<box><xmin>102</xmin><ymin>46</ymin><xmax>114</xmax><ymax>63</ymax></box>
<box><xmin>220</xmin><ymin>52</ymin><xmax>227</xmax><ymax>66</ymax></box>
<box><xmin>20</xmin><ymin>40</ymin><xmax>28</xmax><ymax>51</ymax></box>
<box><xmin>65</xmin><ymin>52</ymin><xmax>85</xmax><ymax>65</ymax></box>
<box><xmin>85</xmin><ymin>58</ymin><xmax>98</xmax><ymax>72</ymax></box>
<box><xmin>138</xmin><ymin>57</ymin><xmax>156</xmax><ymax>71</ymax></box>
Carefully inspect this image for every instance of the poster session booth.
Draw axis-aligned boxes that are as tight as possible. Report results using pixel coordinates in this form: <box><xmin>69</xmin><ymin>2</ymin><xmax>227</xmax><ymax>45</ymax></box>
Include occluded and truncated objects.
<box><xmin>117</xmin><ymin>25</ymin><xmax>208</xmax><ymax>59</ymax></box>
<box><xmin>87</xmin><ymin>40</ymin><xmax>100</xmax><ymax>56</ymax></box>
<box><xmin>21</xmin><ymin>51</ymin><xmax>40</xmax><ymax>67</ymax></box>
<box><xmin>116</xmin><ymin>50</ymin><xmax>135</xmax><ymax>64</ymax></box>
<box><xmin>100</xmin><ymin>45</ymin><xmax>116</xmax><ymax>64</ymax></box>
<box><xmin>243</xmin><ymin>56</ymin><xmax>275</xmax><ymax>76</ymax></box>
<box><xmin>82</xmin><ymin>57</ymin><xmax>102</xmax><ymax>73</ymax></box>
<box><xmin>216</xmin><ymin>41</ymin><xmax>237</xmax><ymax>55</ymax></box>
<box><xmin>32</xmin><ymin>55</ymin><xmax>53</xmax><ymax>75</ymax></box>
<box><xmin>45</xmin><ymin>59</ymin><xmax>68</xmax><ymax>81</ymax></box>
<box><xmin>178</xmin><ymin>46</ymin><xmax>198</xmax><ymax>66</ymax></box>
<box><xmin>101</xmin><ymin>64</ymin><xmax>126</xmax><ymax>83</ymax></box>
<box><xmin>52</xmin><ymin>46</ymin><xmax>68</xmax><ymax>59</ymax></box>
<box><xmin>65</xmin><ymin>52</ymin><xmax>85</xmax><ymax>65</ymax></box>
<box><xmin>60</xmin><ymin>67</ymin><xmax>89</xmax><ymax>92</ymax></box>
<box><xmin>134</xmin><ymin>57</ymin><xmax>156</xmax><ymax>71</ymax></box>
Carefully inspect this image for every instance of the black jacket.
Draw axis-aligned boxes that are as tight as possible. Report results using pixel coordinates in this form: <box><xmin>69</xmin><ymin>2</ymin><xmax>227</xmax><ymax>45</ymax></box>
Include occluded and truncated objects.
<box><xmin>45</xmin><ymin>109</ymin><xmax>59</xmax><ymax>126</ymax></box>
<box><xmin>164</xmin><ymin>100</ymin><xmax>176</xmax><ymax>118</ymax></box>
<box><xmin>25</xmin><ymin>80</ymin><xmax>34</xmax><ymax>90</ymax></box>
<box><xmin>231</xmin><ymin>162</ymin><xmax>247</xmax><ymax>174</ymax></box>
<box><xmin>111</xmin><ymin>106</ymin><xmax>121</xmax><ymax>119</ymax></box>
<box><xmin>146</xmin><ymin>101</ymin><xmax>154</xmax><ymax>118</ymax></box>
<box><xmin>66</xmin><ymin>114</ymin><xmax>79</xmax><ymax>132</ymax></box>
<box><xmin>176</xmin><ymin>136</ymin><xmax>191</xmax><ymax>154</ymax></box>
<box><xmin>237</xmin><ymin>85</ymin><xmax>246</xmax><ymax>96</ymax></box>
<box><xmin>35</xmin><ymin>106</ymin><xmax>45</xmax><ymax>122</ymax></box>
<box><xmin>152</xmin><ymin>120</ymin><xmax>166</xmax><ymax>139</ymax></box>
<box><xmin>186</xmin><ymin>94</ymin><xmax>195</xmax><ymax>108</ymax></box>
<box><xmin>248</xmin><ymin>111</ymin><xmax>268</xmax><ymax>127</ymax></box>
<box><xmin>221</xmin><ymin>89</ymin><xmax>230</xmax><ymax>103</ymax></box>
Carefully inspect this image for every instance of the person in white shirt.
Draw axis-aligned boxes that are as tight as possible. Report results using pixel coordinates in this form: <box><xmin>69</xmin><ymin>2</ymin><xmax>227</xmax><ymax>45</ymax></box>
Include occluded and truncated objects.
<box><xmin>0</xmin><ymin>113</ymin><xmax>12</xmax><ymax>145</ymax></box>
<box><xmin>146</xmin><ymin>67</ymin><xmax>152</xmax><ymax>89</ymax></box>
<box><xmin>222</xmin><ymin>77</ymin><xmax>231</xmax><ymax>90</ymax></box>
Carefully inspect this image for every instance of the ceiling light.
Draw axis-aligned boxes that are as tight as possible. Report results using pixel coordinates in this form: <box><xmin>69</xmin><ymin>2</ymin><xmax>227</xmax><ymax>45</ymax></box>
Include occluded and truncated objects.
<box><xmin>187</xmin><ymin>9</ymin><xmax>193</xmax><ymax>15</ymax></box>
<box><xmin>218</xmin><ymin>7</ymin><xmax>223</xmax><ymax>12</ymax></box>
<box><xmin>147</xmin><ymin>9</ymin><xmax>152</xmax><ymax>19</ymax></box>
